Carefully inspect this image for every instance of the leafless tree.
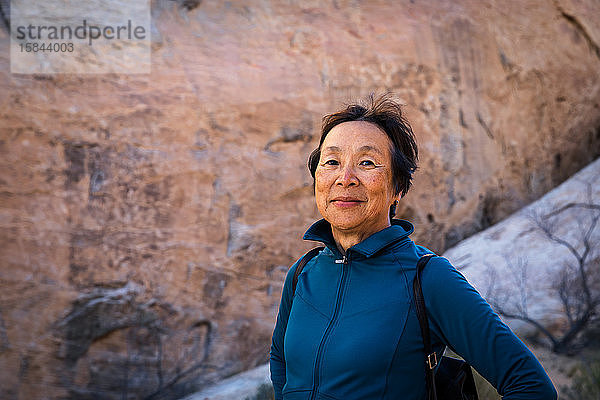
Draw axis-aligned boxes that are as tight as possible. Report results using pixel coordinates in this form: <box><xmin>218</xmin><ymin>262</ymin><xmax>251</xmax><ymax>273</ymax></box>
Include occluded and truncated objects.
<box><xmin>490</xmin><ymin>181</ymin><xmax>600</xmax><ymax>354</ymax></box>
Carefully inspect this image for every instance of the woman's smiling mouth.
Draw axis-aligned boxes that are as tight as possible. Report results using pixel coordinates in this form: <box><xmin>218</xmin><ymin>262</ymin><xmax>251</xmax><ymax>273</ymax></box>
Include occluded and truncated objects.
<box><xmin>330</xmin><ymin>196</ymin><xmax>365</xmax><ymax>207</ymax></box>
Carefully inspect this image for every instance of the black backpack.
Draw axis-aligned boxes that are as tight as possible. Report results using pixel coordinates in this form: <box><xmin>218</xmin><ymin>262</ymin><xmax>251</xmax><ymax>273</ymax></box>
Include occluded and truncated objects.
<box><xmin>290</xmin><ymin>248</ymin><xmax>479</xmax><ymax>400</ymax></box>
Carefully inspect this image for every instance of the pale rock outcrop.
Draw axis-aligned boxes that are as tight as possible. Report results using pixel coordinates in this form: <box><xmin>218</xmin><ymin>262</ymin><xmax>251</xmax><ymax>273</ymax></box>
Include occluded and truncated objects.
<box><xmin>181</xmin><ymin>364</ymin><xmax>272</xmax><ymax>400</ymax></box>
<box><xmin>1</xmin><ymin>0</ymin><xmax>600</xmax><ymax>398</ymax></box>
<box><xmin>444</xmin><ymin>158</ymin><xmax>600</xmax><ymax>347</ymax></box>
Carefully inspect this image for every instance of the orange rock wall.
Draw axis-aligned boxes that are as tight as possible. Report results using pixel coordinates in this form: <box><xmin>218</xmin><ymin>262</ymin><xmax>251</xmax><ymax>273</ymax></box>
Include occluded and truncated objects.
<box><xmin>0</xmin><ymin>0</ymin><xmax>599</xmax><ymax>398</ymax></box>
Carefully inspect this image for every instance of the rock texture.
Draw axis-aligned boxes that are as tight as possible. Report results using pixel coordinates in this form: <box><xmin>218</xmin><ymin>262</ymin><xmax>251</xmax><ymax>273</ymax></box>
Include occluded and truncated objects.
<box><xmin>444</xmin><ymin>157</ymin><xmax>600</xmax><ymax>348</ymax></box>
<box><xmin>1</xmin><ymin>0</ymin><xmax>600</xmax><ymax>398</ymax></box>
<box><xmin>181</xmin><ymin>364</ymin><xmax>272</xmax><ymax>400</ymax></box>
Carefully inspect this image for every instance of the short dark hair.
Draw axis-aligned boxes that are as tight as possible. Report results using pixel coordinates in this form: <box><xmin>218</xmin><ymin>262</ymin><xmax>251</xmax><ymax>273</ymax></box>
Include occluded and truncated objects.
<box><xmin>308</xmin><ymin>93</ymin><xmax>419</xmax><ymax>197</ymax></box>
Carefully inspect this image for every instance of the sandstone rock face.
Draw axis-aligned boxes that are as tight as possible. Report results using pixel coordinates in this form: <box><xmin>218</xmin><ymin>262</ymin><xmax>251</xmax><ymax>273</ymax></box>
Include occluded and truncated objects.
<box><xmin>444</xmin><ymin>157</ymin><xmax>600</xmax><ymax>347</ymax></box>
<box><xmin>1</xmin><ymin>0</ymin><xmax>599</xmax><ymax>398</ymax></box>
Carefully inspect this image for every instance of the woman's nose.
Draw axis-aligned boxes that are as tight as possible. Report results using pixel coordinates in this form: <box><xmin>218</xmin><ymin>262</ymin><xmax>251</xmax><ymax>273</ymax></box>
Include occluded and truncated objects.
<box><xmin>336</xmin><ymin>164</ymin><xmax>359</xmax><ymax>187</ymax></box>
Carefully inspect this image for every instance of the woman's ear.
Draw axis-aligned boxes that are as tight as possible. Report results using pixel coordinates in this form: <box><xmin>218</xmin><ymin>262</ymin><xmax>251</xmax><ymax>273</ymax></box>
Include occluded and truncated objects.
<box><xmin>389</xmin><ymin>200</ymin><xmax>399</xmax><ymax>220</ymax></box>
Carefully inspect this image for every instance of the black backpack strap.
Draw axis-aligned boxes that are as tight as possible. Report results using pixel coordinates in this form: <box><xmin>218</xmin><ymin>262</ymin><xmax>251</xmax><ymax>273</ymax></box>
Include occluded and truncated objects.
<box><xmin>292</xmin><ymin>246</ymin><xmax>325</xmax><ymax>294</ymax></box>
<box><xmin>413</xmin><ymin>253</ymin><xmax>438</xmax><ymax>400</ymax></box>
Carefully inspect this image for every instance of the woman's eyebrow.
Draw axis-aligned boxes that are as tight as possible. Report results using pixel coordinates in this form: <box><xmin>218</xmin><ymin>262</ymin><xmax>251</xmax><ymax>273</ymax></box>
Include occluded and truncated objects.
<box><xmin>358</xmin><ymin>145</ymin><xmax>383</xmax><ymax>155</ymax></box>
<box><xmin>323</xmin><ymin>146</ymin><xmax>341</xmax><ymax>153</ymax></box>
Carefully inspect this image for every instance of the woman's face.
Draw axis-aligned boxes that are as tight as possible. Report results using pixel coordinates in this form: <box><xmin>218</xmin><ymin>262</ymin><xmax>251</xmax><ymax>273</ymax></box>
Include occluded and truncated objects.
<box><xmin>315</xmin><ymin>121</ymin><xmax>397</xmax><ymax>238</ymax></box>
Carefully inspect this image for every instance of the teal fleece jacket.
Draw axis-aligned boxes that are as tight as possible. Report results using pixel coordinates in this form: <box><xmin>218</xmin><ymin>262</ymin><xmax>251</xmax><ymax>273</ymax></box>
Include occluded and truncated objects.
<box><xmin>270</xmin><ymin>219</ymin><xmax>557</xmax><ymax>400</ymax></box>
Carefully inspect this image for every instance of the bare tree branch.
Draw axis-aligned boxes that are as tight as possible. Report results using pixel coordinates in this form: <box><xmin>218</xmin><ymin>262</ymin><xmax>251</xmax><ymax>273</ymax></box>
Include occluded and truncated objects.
<box><xmin>493</xmin><ymin>185</ymin><xmax>600</xmax><ymax>354</ymax></box>
<box><xmin>557</xmin><ymin>266</ymin><xmax>574</xmax><ymax>325</ymax></box>
<box><xmin>537</xmin><ymin>220</ymin><xmax>582</xmax><ymax>265</ymax></box>
<box><xmin>543</xmin><ymin>202</ymin><xmax>600</xmax><ymax>219</ymax></box>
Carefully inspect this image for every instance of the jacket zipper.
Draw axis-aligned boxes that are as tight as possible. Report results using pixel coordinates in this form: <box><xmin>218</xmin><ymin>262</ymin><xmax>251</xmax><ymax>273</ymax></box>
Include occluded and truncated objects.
<box><xmin>310</xmin><ymin>254</ymin><xmax>349</xmax><ymax>400</ymax></box>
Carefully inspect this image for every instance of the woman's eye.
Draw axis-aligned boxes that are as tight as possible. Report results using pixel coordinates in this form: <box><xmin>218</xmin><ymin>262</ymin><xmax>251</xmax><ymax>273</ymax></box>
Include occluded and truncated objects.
<box><xmin>359</xmin><ymin>160</ymin><xmax>375</xmax><ymax>166</ymax></box>
<box><xmin>323</xmin><ymin>159</ymin><xmax>339</xmax><ymax>166</ymax></box>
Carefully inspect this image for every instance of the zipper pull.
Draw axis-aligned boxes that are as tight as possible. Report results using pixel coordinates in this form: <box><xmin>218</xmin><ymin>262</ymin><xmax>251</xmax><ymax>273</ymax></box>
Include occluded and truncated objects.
<box><xmin>335</xmin><ymin>255</ymin><xmax>348</xmax><ymax>264</ymax></box>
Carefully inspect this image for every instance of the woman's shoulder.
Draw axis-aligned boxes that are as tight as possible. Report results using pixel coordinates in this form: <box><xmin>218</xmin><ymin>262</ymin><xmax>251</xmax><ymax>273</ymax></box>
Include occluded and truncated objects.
<box><xmin>285</xmin><ymin>246</ymin><xmax>329</xmax><ymax>280</ymax></box>
<box><xmin>416</xmin><ymin>252</ymin><xmax>474</xmax><ymax>293</ymax></box>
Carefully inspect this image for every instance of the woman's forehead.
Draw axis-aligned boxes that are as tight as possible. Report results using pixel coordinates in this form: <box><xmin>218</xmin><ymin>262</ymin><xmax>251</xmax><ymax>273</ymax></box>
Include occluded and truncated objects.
<box><xmin>322</xmin><ymin>121</ymin><xmax>391</xmax><ymax>153</ymax></box>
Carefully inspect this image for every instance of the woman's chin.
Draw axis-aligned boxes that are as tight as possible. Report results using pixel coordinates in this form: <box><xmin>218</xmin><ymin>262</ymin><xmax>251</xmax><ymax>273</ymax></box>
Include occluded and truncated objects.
<box><xmin>325</xmin><ymin>213</ymin><xmax>391</xmax><ymax>236</ymax></box>
<box><xmin>326</xmin><ymin>217</ymin><xmax>366</xmax><ymax>232</ymax></box>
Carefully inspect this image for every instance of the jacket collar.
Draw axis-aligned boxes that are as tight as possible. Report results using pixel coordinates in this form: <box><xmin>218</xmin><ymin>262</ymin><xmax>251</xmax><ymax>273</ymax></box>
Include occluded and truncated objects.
<box><xmin>303</xmin><ymin>218</ymin><xmax>414</xmax><ymax>257</ymax></box>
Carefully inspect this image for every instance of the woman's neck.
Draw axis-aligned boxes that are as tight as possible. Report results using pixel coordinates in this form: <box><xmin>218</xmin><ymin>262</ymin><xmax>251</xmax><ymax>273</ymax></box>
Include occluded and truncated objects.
<box><xmin>331</xmin><ymin>221</ymin><xmax>391</xmax><ymax>253</ymax></box>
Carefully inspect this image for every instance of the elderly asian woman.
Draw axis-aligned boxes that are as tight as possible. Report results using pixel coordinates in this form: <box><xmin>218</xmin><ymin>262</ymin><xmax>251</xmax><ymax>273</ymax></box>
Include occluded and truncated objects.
<box><xmin>269</xmin><ymin>95</ymin><xmax>557</xmax><ymax>400</ymax></box>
